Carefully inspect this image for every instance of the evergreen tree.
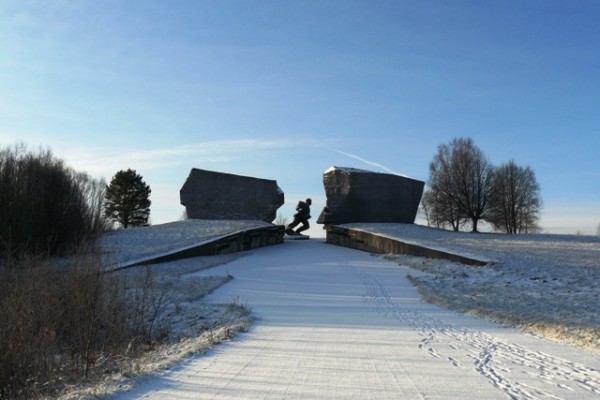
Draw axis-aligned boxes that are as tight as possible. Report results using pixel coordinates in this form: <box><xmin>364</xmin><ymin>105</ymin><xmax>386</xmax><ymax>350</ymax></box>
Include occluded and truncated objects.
<box><xmin>104</xmin><ymin>169</ymin><xmax>151</xmax><ymax>228</ymax></box>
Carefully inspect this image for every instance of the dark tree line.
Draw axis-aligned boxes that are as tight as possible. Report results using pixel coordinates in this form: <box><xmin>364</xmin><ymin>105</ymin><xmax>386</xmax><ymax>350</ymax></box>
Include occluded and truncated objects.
<box><xmin>421</xmin><ymin>138</ymin><xmax>542</xmax><ymax>233</ymax></box>
<box><xmin>0</xmin><ymin>144</ymin><xmax>152</xmax><ymax>259</ymax></box>
<box><xmin>0</xmin><ymin>144</ymin><xmax>155</xmax><ymax>398</ymax></box>
<box><xmin>0</xmin><ymin>144</ymin><xmax>109</xmax><ymax>258</ymax></box>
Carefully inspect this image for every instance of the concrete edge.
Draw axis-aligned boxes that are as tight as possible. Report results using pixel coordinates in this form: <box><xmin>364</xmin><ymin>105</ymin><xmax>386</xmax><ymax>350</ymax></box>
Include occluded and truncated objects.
<box><xmin>325</xmin><ymin>225</ymin><xmax>489</xmax><ymax>266</ymax></box>
<box><xmin>110</xmin><ymin>224</ymin><xmax>285</xmax><ymax>271</ymax></box>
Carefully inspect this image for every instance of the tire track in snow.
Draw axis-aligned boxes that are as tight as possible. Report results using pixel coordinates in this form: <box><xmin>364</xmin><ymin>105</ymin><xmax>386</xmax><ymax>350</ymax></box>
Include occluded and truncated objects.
<box><xmin>357</xmin><ymin>269</ymin><xmax>600</xmax><ymax>399</ymax></box>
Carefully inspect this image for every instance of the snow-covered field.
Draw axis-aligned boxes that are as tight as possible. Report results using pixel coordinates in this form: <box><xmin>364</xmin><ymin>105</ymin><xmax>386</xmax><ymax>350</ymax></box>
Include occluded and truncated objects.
<box><xmin>342</xmin><ymin>223</ymin><xmax>600</xmax><ymax>351</ymax></box>
<box><xmin>67</xmin><ymin>221</ymin><xmax>600</xmax><ymax>399</ymax></box>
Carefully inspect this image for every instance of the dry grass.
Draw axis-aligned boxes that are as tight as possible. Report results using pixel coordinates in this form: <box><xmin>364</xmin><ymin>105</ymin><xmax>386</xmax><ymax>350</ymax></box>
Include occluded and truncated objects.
<box><xmin>0</xmin><ymin>247</ymin><xmax>181</xmax><ymax>398</ymax></box>
<box><xmin>57</xmin><ymin>256</ymin><xmax>253</xmax><ymax>400</ymax></box>
<box><xmin>0</xmin><ymin>250</ymin><xmax>128</xmax><ymax>398</ymax></box>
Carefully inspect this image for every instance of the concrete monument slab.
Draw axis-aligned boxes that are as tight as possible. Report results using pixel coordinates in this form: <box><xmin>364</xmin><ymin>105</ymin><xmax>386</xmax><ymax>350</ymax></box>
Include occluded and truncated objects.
<box><xmin>180</xmin><ymin>168</ymin><xmax>284</xmax><ymax>222</ymax></box>
<box><xmin>317</xmin><ymin>166</ymin><xmax>424</xmax><ymax>225</ymax></box>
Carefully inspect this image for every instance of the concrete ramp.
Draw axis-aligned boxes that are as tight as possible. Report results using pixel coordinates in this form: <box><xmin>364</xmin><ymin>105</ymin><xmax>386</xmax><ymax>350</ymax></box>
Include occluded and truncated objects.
<box><xmin>326</xmin><ymin>224</ymin><xmax>489</xmax><ymax>266</ymax></box>
<box><xmin>102</xmin><ymin>221</ymin><xmax>284</xmax><ymax>271</ymax></box>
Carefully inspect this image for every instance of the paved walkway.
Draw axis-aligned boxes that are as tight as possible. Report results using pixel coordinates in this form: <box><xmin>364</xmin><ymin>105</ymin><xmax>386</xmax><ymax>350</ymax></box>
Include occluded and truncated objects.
<box><xmin>111</xmin><ymin>239</ymin><xmax>600</xmax><ymax>399</ymax></box>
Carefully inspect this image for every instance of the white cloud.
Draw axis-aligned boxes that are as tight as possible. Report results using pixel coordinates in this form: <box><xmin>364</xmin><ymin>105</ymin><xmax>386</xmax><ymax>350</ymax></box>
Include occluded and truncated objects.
<box><xmin>64</xmin><ymin>138</ymin><xmax>306</xmax><ymax>177</ymax></box>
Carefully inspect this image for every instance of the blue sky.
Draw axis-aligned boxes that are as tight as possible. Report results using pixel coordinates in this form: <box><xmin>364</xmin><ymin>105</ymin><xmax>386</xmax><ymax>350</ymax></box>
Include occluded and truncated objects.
<box><xmin>1</xmin><ymin>1</ymin><xmax>598</xmax><ymax>236</ymax></box>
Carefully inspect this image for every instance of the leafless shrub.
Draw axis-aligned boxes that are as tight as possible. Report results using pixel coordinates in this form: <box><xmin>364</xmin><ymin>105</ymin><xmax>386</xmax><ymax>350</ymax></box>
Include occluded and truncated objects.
<box><xmin>274</xmin><ymin>213</ymin><xmax>288</xmax><ymax>226</ymax></box>
<box><xmin>0</xmin><ymin>246</ymin><xmax>149</xmax><ymax>399</ymax></box>
<box><xmin>126</xmin><ymin>266</ymin><xmax>172</xmax><ymax>347</ymax></box>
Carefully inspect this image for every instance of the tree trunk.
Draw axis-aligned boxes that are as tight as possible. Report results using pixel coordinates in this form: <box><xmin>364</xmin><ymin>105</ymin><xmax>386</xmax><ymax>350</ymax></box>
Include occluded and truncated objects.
<box><xmin>471</xmin><ymin>218</ymin><xmax>479</xmax><ymax>233</ymax></box>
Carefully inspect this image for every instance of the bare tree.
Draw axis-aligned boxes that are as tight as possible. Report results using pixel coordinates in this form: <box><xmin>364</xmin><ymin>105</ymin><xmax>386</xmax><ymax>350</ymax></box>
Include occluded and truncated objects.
<box><xmin>487</xmin><ymin>160</ymin><xmax>542</xmax><ymax>234</ymax></box>
<box><xmin>73</xmin><ymin>172</ymin><xmax>111</xmax><ymax>234</ymax></box>
<box><xmin>420</xmin><ymin>187</ymin><xmax>465</xmax><ymax>231</ymax></box>
<box><xmin>427</xmin><ymin>137</ymin><xmax>494</xmax><ymax>232</ymax></box>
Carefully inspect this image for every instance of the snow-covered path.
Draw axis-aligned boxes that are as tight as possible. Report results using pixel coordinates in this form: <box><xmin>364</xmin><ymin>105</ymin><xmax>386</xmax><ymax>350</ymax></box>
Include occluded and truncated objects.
<box><xmin>112</xmin><ymin>239</ymin><xmax>600</xmax><ymax>399</ymax></box>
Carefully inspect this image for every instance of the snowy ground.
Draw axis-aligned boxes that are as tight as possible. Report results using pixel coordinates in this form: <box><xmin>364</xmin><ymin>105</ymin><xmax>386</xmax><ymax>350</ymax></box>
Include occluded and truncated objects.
<box><xmin>66</xmin><ymin>221</ymin><xmax>600</xmax><ymax>399</ymax></box>
<box><xmin>341</xmin><ymin>223</ymin><xmax>599</xmax><ymax>269</ymax></box>
<box><xmin>99</xmin><ymin>219</ymin><xmax>273</xmax><ymax>267</ymax></box>
<box><xmin>342</xmin><ymin>223</ymin><xmax>600</xmax><ymax>351</ymax></box>
<box><xmin>61</xmin><ymin>221</ymin><xmax>271</xmax><ymax>399</ymax></box>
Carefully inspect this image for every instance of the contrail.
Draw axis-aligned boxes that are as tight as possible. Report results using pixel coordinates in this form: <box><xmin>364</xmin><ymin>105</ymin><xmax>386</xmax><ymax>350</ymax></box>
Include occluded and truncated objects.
<box><xmin>333</xmin><ymin>149</ymin><xmax>407</xmax><ymax>177</ymax></box>
<box><xmin>67</xmin><ymin>139</ymin><xmax>298</xmax><ymax>175</ymax></box>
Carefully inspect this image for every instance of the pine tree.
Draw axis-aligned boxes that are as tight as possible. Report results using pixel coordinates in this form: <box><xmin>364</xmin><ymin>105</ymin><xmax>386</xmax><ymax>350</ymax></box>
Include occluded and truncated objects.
<box><xmin>104</xmin><ymin>169</ymin><xmax>151</xmax><ymax>228</ymax></box>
